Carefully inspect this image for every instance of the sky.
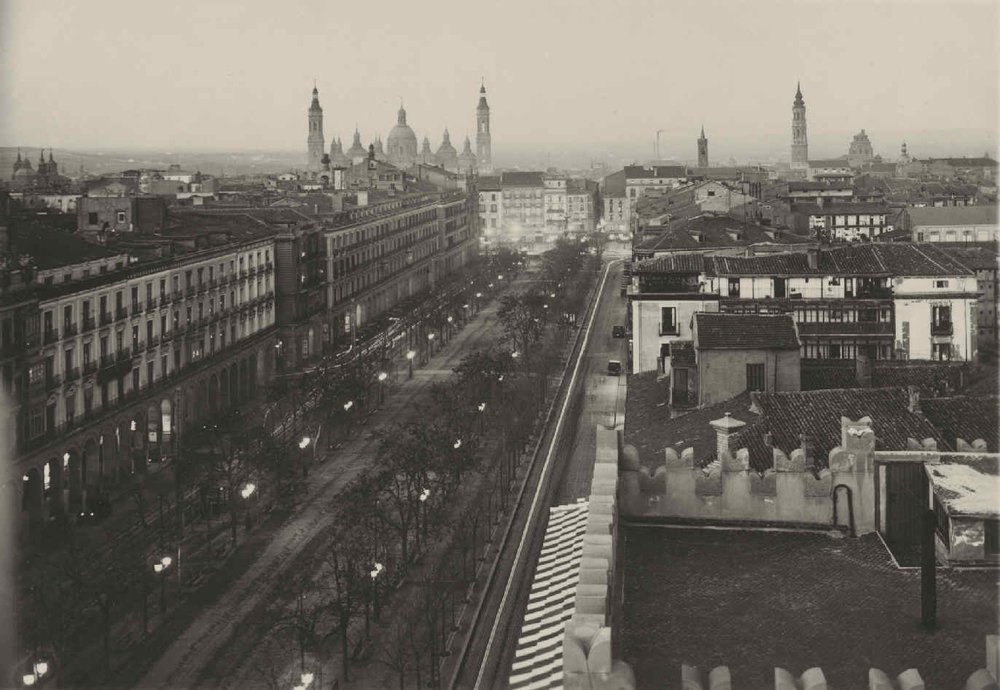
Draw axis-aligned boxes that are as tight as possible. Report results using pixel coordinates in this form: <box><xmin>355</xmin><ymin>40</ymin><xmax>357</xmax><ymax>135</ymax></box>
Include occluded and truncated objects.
<box><xmin>2</xmin><ymin>0</ymin><xmax>998</xmax><ymax>163</ymax></box>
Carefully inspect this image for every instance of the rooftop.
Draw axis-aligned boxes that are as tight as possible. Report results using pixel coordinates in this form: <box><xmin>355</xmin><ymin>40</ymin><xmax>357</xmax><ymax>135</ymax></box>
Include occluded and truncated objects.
<box><xmin>808</xmin><ymin>158</ymin><xmax>852</xmax><ymax>168</ymax></box>
<box><xmin>620</xmin><ymin>526</ymin><xmax>1000</xmax><ymax>688</ymax></box>
<box><xmin>624</xmin><ymin>165</ymin><xmax>688</xmax><ymax>179</ymax></box>
<box><xmin>908</xmin><ymin>204</ymin><xmax>998</xmax><ymax>227</ymax></box>
<box><xmin>921</xmin><ymin>396</ymin><xmax>1000</xmax><ymax>451</ymax></box>
<box><xmin>633</xmin><ymin>213</ymin><xmax>810</xmax><ymax>254</ymax></box>
<box><xmin>694</xmin><ymin>312</ymin><xmax>799</xmax><ymax>351</ymax></box>
<box><xmin>930</xmin><ymin>456</ymin><xmax>1000</xmax><ymax>517</ymax></box>
<box><xmin>793</xmin><ymin>201</ymin><xmax>890</xmax><ymax>215</ymax></box>
<box><xmin>501</xmin><ymin>171</ymin><xmax>545</xmax><ymax>187</ymax></box>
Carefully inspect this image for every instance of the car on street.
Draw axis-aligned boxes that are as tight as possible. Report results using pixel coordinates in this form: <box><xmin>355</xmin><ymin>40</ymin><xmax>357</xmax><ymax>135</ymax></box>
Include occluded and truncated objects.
<box><xmin>612</xmin><ymin>325</ymin><xmax>625</xmax><ymax>338</ymax></box>
<box><xmin>607</xmin><ymin>360</ymin><xmax>623</xmax><ymax>376</ymax></box>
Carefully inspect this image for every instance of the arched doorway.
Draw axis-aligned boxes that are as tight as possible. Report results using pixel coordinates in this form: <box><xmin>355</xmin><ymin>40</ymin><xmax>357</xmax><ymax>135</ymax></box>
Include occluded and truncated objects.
<box><xmin>22</xmin><ymin>468</ymin><xmax>44</xmax><ymax>528</ymax></box>
<box><xmin>66</xmin><ymin>449</ymin><xmax>83</xmax><ymax>514</ymax></box>
<box><xmin>220</xmin><ymin>368</ymin><xmax>231</xmax><ymax>411</ymax></box>
<box><xmin>209</xmin><ymin>373</ymin><xmax>219</xmax><ymax>414</ymax></box>
<box><xmin>45</xmin><ymin>456</ymin><xmax>64</xmax><ymax>517</ymax></box>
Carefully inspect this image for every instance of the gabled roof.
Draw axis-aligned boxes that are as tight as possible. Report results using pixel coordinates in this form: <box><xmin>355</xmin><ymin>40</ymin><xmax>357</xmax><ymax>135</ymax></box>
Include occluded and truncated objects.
<box><xmin>624</xmin><ymin>165</ymin><xmax>688</xmax><ymax>179</ymax></box>
<box><xmin>926</xmin><ymin>157</ymin><xmax>997</xmax><ymax>168</ymax></box>
<box><xmin>602</xmin><ymin>169</ymin><xmax>626</xmax><ymax>197</ymax></box>
<box><xmin>709</xmin><ymin>243</ymin><xmax>974</xmax><ymax>277</ymax></box>
<box><xmin>936</xmin><ymin>245</ymin><xmax>999</xmax><ymax>271</ymax></box>
<box><xmin>694</xmin><ymin>313</ymin><xmax>799</xmax><ymax>351</ymax></box>
<box><xmin>907</xmin><ymin>204</ymin><xmax>998</xmax><ymax>227</ymax></box>
<box><xmin>742</xmin><ymin>388</ymin><xmax>948</xmax><ymax>470</ymax></box>
<box><xmin>632</xmin><ymin>253</ymin><xmax>708</xmax><ymax>275</ymax></box>
<box><xmin>501</xmin><ymin>171</ymin><xmax>545</xmax><ymax>187</ymax></box>
<box><xmin>794</xmin><ymin>202</ymin><xmax>890</xmax><ymax>215</ymax></box>
<box><xmin>808</xmin><ymin>159</ymin><xmax>851</xmax><ymax>168</ymax></box>
<box><xmin>922</xmin><ymin>396</ymin><xmax>1000</xmax><ymax>451</ymax></box>
<box><xmin>787</xmin><ymin>181</ymin><xmax>853</xmax><ymax>192</ymax></box>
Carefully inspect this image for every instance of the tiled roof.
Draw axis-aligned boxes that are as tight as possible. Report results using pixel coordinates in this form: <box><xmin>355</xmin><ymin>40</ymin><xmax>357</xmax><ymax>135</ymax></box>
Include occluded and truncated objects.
<box><xmin>744</xmin><ymin>388</ymin><xmax>948</xmax><ymax>469</ymax></box>
<box><xmin>921</xmin><ymin>396</ymin><xmax>999</xmax><ymax>451</ymax></box>
<box><xmin>477</xmin><ymin>175</ymin><xmax>501</xmax><ymax>191</ymax></box>
<box><xmin>787</xmin><ymin>181</ymin><xmax>853</xmax><ymax>192</ymax></box>
<box><xmin>694</xmin><ymin>313</ymin><xmax>799</xmax><ymax>350</ymax></box>
<box><xmin>808</xmin><ymin>159</ymin><xmax>852</xmax><ymax>168</ymax></box>
<box><xmin>930</xmin><ymin>458</ymin><xmax>1000</xmax><ymax>517</ymax></box>
<box><xmin>926</xmin><ymin>157</ymin><xmax>998</xmax><ymax>168</ymax></box>
<box><xmin>936</xmin><ymin>245</ymin><xmax>999</xmax><ymax>271</ymax></box>
<box><xmin>794</xmin><ymin>201</ymin><xmax>890</xmax><ymax>215</ymax></box>
<box><xmin>632</xmin><ymin>253</ymin><xmax>708</xmax><ymax>275</ymax></box>
<box><xmin>501</xmin><ymin>171</ymin><xmax>545</xmax><ymax>187</ymax></box>
<box><xmin>710</xmin><ymin>243</ymin><xmax>974</xmax><ymax>277</ymax></box>
<box><xmin>624</xmin><ymin>165</ymin><xmax>688</xmax><ymax>179</ymax></box>
<box><xmin>508</xmin><ymin>501</ymin><xmax>589</xmax><ymax>690</ymax></box>
<box><xmin>907</xmin><ymin>204</ymin><xmax>998</xmax><ymax>227</ymax></box>
<box><xmin>633</xmin><ymin>213</ymin><xmax>810</xmax><ymax>253</ymax></box>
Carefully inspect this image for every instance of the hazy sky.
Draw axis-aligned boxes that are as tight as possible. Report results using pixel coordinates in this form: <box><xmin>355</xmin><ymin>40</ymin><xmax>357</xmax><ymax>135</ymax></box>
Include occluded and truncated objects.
<box><xmin>2</xmin><ymin>0</ymin><xmax>997</xmax><ymax>161</ymax></box>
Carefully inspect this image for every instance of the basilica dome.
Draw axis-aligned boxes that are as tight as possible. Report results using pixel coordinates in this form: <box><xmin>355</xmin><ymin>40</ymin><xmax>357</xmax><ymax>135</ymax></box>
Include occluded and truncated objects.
<box><xmin>387</xmin><ymin>104</ymin><xmax>418</xmax><ymax>168</ymax></box>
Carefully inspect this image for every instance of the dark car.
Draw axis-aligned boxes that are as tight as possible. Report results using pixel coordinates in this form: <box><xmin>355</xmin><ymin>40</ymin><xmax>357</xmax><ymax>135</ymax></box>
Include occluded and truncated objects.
<box><xmin>612</xmin><ymin>325</ymin><xmax>625</xmax><ymax>339</ymax></box>
<box><xmin>607</xmin><ymin>360</ymin><xmax>623</xmax><ymax>376</ymax></box>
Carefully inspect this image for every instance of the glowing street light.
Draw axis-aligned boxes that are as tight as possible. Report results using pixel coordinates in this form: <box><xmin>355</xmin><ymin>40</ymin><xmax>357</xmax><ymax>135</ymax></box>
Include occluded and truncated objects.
<box><xmin>419</xmin><ymin>487</ymin><xmax>431</xmax><ymax>502</ymax></box>
<box><xmin>240</xmin><ymin>483</ymin><xmax>256</xmax><ymax>499</ymax></box>
<box><xmin>377</xmin><ymin>371</ymin><xmax>388</xmax><ymax>382</ymax></box>
<box><xmin>511</xmin><ymin>351</ymin><xmax>520</xmax><ymax>360</ymax></box>
<box><xmin>475</xmin><ymin>292</ymin><xmax>482</xmax><ymax>298</ymax></box>
<box><xmin>477</xmin><ymin>402</ymin><xmax>487</xmax><ymax>413</ymax></box>
<box><xmin>154</xmin><ymin>555</ymin><xmax>173</xmax><ymax>613</ymax></box>
<box><xmin>343</xmin><ymin>400</ymin><xmax>354</xmax><ymax>412</ymax></box>
<box><xmin>299</xmin><ymin>436</ymin><xmax>311</xmax><ymax>450</ymax></box>
<box><xmin>22</xmin><ymin>660</ymin><xmax>50</xmax><ymax>687</ymax></box>
<box><xmin>370</xmin><ymin>562</ymin><xmax>385</xmax><ymax>580</ymax></box>
<box><xmin>406</xmin><ymin>349</ymin><xmax>416</xmax><ymax>378</ymax></box>
<box><xmin>453</xmin><ymin>439</ymin><xmax>462</xmax><ymax>449</ymax></box>
<box><xmin>497</xmin><ymin>274</ymin><xmax>504</xmax><ymax>280</ymax></box>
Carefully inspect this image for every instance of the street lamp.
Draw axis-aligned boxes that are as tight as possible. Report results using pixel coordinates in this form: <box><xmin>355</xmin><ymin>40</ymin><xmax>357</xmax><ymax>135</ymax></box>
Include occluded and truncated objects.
<box><xmin>22</xmin><ymin>660</ymin><xmax>50</xmax><ymax>687</ymax></box>
<box><xmin>377</xmin><ymin>371</ymin><xmax>387</xmax><ymax>405</ymax></box>
<box><xmin>154</xmin><ymin>555</ymin><xmax>173</xmax><ymax>614</ymax></box>
<box><xmin>511</xmin><ymin>351</ymin><xmax>520</xmax><ymax>360</ymax></box>
<box><xmin>298</xmin><ymin>436</ymin><xmax>311</xmax><ymax>450</ymax></box>
<box><xmin>406</xmin><ymin>349</ymin><xmax>416</xmax><ymax>378</ymax></box>
<box><xmin>453</xmin><ymin>439</ymin><xmax>462</xmax><ymax>449</ymax></box>
<box><xmin>292</xmin><ymin>671</ymin><xmax>315</xmax><ymax>690</ymax></box>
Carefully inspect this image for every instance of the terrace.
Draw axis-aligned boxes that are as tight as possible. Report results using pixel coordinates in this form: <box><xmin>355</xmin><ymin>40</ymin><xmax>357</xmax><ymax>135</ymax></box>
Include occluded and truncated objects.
<box><xmin>619</xmin><ymin>525</ymin><xmax>1000</xmax><ymax>688</ymax></box>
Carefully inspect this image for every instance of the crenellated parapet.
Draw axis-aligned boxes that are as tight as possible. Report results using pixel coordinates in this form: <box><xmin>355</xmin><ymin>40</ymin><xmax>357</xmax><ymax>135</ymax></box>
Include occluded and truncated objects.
<box><xmin>620</xmin><ymin>416</ymin><xmax>879</xmax><ymax>533</ymax></box>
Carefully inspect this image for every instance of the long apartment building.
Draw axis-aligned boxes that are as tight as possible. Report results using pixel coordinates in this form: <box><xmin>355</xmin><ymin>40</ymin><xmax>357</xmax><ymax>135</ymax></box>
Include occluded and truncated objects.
<box><xmin>628</xmin><ymin>243</ymin><xmax>979</xmax><ymax>374</ymax></box>
<box><xmin>271</xmin><ymin>190</ymin><xmax>479</xmax><ymax>370</ymax></box>
<box><xmin>2</xmin><ymin>232</ymin><xmax>277</xmax><ymax>531</ymax></box>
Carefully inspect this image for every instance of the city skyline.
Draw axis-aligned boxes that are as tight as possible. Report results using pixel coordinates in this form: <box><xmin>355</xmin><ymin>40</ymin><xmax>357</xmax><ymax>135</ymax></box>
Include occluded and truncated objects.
<box><xmin>3</xmin><ymin>0</ymin><xmax>997</xmax><ymax>162</ymax></box>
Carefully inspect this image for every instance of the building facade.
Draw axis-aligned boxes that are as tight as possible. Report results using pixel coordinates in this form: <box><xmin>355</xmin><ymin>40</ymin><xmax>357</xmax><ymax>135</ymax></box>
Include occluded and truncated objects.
<box><xmin>908</xmin><ymin>205</ymin><xmax>999</xmax><ymax>244</ymax></box>
<box><xmin>7</xmin><ymin>237</ymin><xmax>278</xmax><ymax>532</ymax></box>
<box><xmin>629</xmin><ymin>244</ymin><xmax>979</xmax><ymax>373</ymax></box>
<box><xmin>625</xmin><ymin>165</ymin><xmax>689</xmax><ymax>203</ymax></box>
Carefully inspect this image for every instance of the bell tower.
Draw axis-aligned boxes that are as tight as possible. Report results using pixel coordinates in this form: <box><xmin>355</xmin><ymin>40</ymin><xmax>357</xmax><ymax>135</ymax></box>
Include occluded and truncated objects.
<box><xmin>307</xmin><ymin>84</ymin><xmax>325</xmax><ymax>172</ymax></box>
<box><xmin>697</xmin><ymin>126</ymin><xmax>709</xmax><ymax>168</ymax></box>
<box><xmin>791</xmin><ymin>81</ymin><xmax>808</xmax><ymax>170</ymax></box>
<box><xmin>476</xmin><ymin>80</ymin><xmax>492</xmax><ymax>173</ymax></box>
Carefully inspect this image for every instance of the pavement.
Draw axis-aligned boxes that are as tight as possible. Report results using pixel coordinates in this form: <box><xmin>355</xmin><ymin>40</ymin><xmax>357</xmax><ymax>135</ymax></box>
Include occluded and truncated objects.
<box><xmin>130</xmin><ymin>278</ymin><xmax>525</xmax><ymax>690</ymax></box>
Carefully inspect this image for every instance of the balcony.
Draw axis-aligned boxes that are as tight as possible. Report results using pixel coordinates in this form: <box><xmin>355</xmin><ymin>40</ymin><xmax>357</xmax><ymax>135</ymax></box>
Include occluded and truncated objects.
<box><xmin>162</xmin><ymin>293</ymin><xmax>173</xmax><ymax>305</ymax></box>
<box><xmin>248</xmin><ymin>266</ymin><xmax>257</xmax><ymax>277</ymax></box>
<box><xmin>797</xmin><ymin>321</ymin><xmax>894</xmax><ymax>336</ymax></box>
<box><xmin>65</xmin><ymin>367</ymin><xmax>80</xmax><ymax>382</ymax></box>
<box><xmin>173</xmin><ymin>289</ymin><xmax>184</xmax><ymax>301</ymax></box>
<box><xmin>130</xmin><ymin>303</ymin><xmax>143</xmax><ymax>317</ymax></box>
<box><xmin>852</xmin><ymin>286</ymin><xmax>893</xmax><ymax>299</ymax></box>
<box><xmin>82</xmin><ymin>315</ymin><xmax>96</xmax><ymax>332</ymax></box>
<box><xmin>43</xmin><ymin>328</ymin><xmax>59</xmax><ymax>345</ymax></box>
<box><xmin>116</xmin><ymin>347</ymin><xmax>133</xmax><ymax>362</ymax></box>
<box><xmin>83</xmin><ymin>360</ymin><xmax>98</xmax><ymax>375</ymax></box>
<box><xmin>147</xmin><ymin>297</ymin><xmax>159</xmax><ymax>310</ymax></box>
<box><xmin>931</xmin><ymin>321</ymin><xmax>953</xmax><ymax>336</ymax></box>
<box><xmin>45</xmin><ymin>374</ymin><xmax>62</xmax><ymax>391</ymax></box>
<box><xmin>185</xmin><ymin>285</ymin><xmax>197</xmax><ymax>298</ymax></box>
<box><xmin>197</xmin><ymin>282</ymin><xmax>208</xmax><ymax>295</ymax></box>
<box><xmin>658</xmin><ymin>326</ymin><xmax>679</xmax><ymax>336</ymax></box>
<box><xmin>100</xmin><ymin>354</ymin><xmax>116</xmax><ymax>369</ymax></box>
<box><xmin>63</xmin><ymin>322</ymin><xmax>78</xmax><ymax>337</ymax></box>
<box><xmin>161</xmin><ymin>330</ymin><xmax>173</xmax><ymax>342</ymax></box>
<box><xmin>115</xmin><ymin>306</ymin><xmax>128</xmax><ymax>320</ymax></box>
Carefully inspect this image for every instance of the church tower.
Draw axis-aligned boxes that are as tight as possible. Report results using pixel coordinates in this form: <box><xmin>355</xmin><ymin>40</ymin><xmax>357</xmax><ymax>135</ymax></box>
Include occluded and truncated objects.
<box><xmin>307</xmin><ymin>85</ymin><xmax>325</xmax><ymax>172</ymax></box>
<box><xmin>476</xmin><ymin>81</ymin><xmax>492</xmax><ymax>173</ymax></box>
<box><xmin>697</xmin><ymin>126</ymin><xmax>709</xmax><ymax>168</ymax></box>
<box><xmin>791</xmin><ymin>82</ymin><xmax>808</xmax><ymax>170</ymax></box>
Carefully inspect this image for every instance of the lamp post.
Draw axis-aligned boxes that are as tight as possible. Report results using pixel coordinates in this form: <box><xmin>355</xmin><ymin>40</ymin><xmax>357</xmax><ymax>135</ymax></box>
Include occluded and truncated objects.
<box><xmin>298</xmin><ymin>436</ymin><xmax>311</xmax><ymax>477</ymax></box>
<box><xmin>154</xmin><ymin>555</ymin><xmax>173</xmax><ymax>614</ymax></box>
<box><xmin>427</xmin><ymin>332</ymin><xmax>435</xmax><ymax>360</ymax></box>
<box><xmin>446</xmin><ymin>315</ymin><xmax>454</xmax><ymax>341</ymax></box>
<box><xmin>477</xmin><ymin>402</ymin><xmax>486</xmax><ymax>434</ymax></box>
<box><xmin>418</xmin><ymin>487</ymin><xmax>431</xmax><ymax>553</ymax></box>
<box><xmin>343</xmin><ymin>400</ymin><xmax>353</xmax><ymax>439</ymax></box>
<box><xmin>366</xmin><ymin>562</ymin><xmax>385</xmax><ymax>640</ymax></box>
<box><xmin>241</xmin><ymin>482</ymin><xmax>256</xmax><ymax>531</ymax></box>
<box><xmin>377</xmin><ymin>371</ymin><xmax>387</xmax><ymax>406</ymax></box>
<box><xmin>406</xmin><ymin>350</ymin><xmax>416</xmax><ymax>379</ymax></box>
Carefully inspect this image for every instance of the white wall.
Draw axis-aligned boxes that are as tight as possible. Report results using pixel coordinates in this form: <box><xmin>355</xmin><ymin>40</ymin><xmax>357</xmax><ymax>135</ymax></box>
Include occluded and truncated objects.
<box><xmin>631</xmin><ymin>298</ymin><xmax>719</xmax><ymax>373</ymax></box>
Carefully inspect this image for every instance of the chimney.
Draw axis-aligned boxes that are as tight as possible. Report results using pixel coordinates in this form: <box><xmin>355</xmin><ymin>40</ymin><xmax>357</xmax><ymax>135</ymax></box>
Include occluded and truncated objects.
<box><xmin>710</xmin><ymin>413</ymin><xmax>746</xmax><ymax>459</ymax></box>
<box><xmin>799</xmin><ymin>432</ymin><xmax>814</xmax><ymax>464</ymax></box>
<box><xmin>908</xmin><ymin>385</ymin><xmax>922</xmax><ymax>415</ymax></box>
<box><xmin>807</xmin><ymin>246</ymin><xmax>820</xmax><ymax>270</ymax></box>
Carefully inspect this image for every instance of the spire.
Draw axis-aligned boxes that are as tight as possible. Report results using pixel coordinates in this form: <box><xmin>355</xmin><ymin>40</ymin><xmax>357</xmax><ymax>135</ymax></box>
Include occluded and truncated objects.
<box><xmin>480</xmin><ymin>77</ymin><xmax>486</xmax><ymax>94</ymax></box>
<box><xmin>700</xmin><ymin>124</ymin><xmax>706</xmax><ymax>139</ymax></box>
<box><xmin>16</xmin><ymin>148</ymin><xmax>21</xmax><ymax>163</ymax></box>
<box><xmin>39</xmin><ymin>149</ymin><xmax>45</xmax><ymax>164</ymax></box>
<box><xmin>796</xmin><ymin>80</ymin><xmax>801</xmax><ymax>98</ymax></box>
<box><xmin>398</xmin><ymin>101</ymin><xmax>407</xmax><ymax>126</ymax></box>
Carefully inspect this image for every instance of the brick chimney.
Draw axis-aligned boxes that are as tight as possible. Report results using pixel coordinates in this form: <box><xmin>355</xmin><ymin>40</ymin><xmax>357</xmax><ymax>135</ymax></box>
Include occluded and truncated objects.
<box><xmin>908</xmin><ymin>385</ymin><xmax>922</xmax><ymax>414</ymax></box>
<box><xmin>807</xmin><ymin>246</ymin><xmax>820</xmax><ymax>270</ymax></box>
<box><xmin>799</xmin><ymin>432</ymin><xmax>814</xmax><ymax>464</ymax></box>
<box><xmin>710</xmin><ymin>413</ymin><xmax>746</xmax><ymax>459</ymax></box>
<box><xmin>855</xmin><ymin>349</ymin><xmax>872</xmax><ymax>387</ymax></box>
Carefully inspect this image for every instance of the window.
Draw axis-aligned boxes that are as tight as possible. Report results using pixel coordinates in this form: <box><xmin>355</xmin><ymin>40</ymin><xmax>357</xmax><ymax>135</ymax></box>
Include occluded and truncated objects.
<box><xmin>986</xmin><ymin>520</ymin><xmax>999</xmax><ymax>557</ymax></box>
<box><xmin>88</xmin><ymin>212</ymin><xmax>98</xmax><ymax>225</ymax></box>
<box><xmin>117</xmin><ymin>211</ymin><xmax>127</xmax><ymax>224</ymax></box>
<box><xmin>934</xmin><ymin>280</ymin><xmax>949</xmax><ymax>288</ymax></box>
<box><xmin>659</xmin><ymin>307</ymin><xmax>677</xmax><ymax>335</ymax></box>
<box><xmin>933</xmin><ymin>343</ymin><xmax>951</xmax><ymax>361</ymax></box>
<box><xmin>746</xmin><ymin>363</ymin><xmax>765</xmax><ymax>392</ymax></box>
<box><xmin>728</xmin><ymin>278</ymin><xmax>740</xmax><ymax>297</ymax></box>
